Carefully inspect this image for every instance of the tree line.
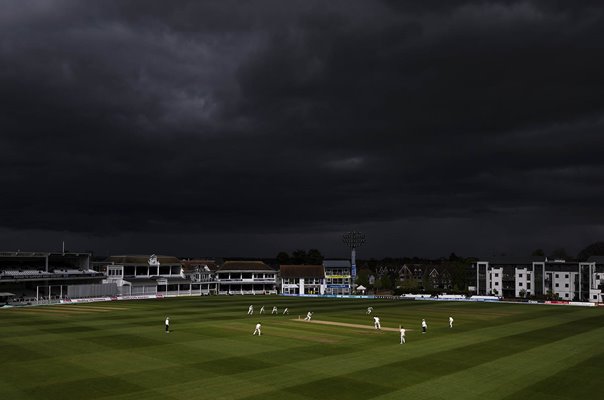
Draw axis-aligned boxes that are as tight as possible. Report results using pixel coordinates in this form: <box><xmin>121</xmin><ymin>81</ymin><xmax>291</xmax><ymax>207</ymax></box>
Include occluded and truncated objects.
<box><xmin>276</xmin><ymin>249</ymin><xmax>324</xmax><ymax>265</ymax></box>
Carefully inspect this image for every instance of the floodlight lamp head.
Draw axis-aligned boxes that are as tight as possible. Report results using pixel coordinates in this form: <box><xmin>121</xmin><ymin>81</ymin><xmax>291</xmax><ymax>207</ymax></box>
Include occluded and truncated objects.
<box><xmin>342</xmin><ymin>231</ymin><xmax>366</xmax><ymax>249</ymax></box>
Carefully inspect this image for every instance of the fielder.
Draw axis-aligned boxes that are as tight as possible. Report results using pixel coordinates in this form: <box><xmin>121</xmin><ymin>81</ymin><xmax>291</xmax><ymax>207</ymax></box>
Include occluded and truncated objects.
<box><xmin>373</xmin><ymin>316</ymin><xmax>381</xmax><ymax>330</ymax></box>
<box><xmin>449</xmin><ymin>316</ymin><xmax>454</xmax><ymax>328</ymax></box>
<box><xmin>366</xmin><ymin>306</ymin><xmax>373</xmax><ymax>315</ymax></box>
<box><xmin>272</xmin><ymin>306</ymin><xmax>278</xmax><ymax>315</ymax></box>
<box><xmin>283</xmin><ymin>307</ymin><xmax>289</xmax><ymax>315</ymax></box>
<box><xmin>259</xmin><ymin>306</ymin><xmax>265</xmax><ymax>314</ymax></box>
<box><xmin>399</xmin><ymin>325</ymin><xmax>406</xmax><ymax>344</ymax></box>
<box><xmin>165</xmin><ymin>316</ymin><xmax>170</xmax><ymax>333</ymax></box>
<box><xmin>421</xmin><ymin>319</ymin><xmax>427</xmax><ymax>334</ymax></box>
<box><xmin>304</xmin><ymin>311</ymin><xmax>313</xmax><ymax>321</ymax></box>
<box><xmin>248</xmin><ymin>305</ymin><xmax>254</xmax><ymax>315</ymax></box>
<box><xmin>253</xmin><ymin>322</ymin><xmax>262</xmax><ymax>336</ymax></box>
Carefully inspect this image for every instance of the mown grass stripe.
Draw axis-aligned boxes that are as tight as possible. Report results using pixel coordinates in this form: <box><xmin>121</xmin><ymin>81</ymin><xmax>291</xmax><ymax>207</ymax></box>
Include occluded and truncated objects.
<box><xmin>146</xmin><ymin>304</ymin><xmax>600</xmax><ymax>399</ymax></box>
<box><xmin>330</xmin><ymin>315</ymin><xmax>604</xmax><ymax>388</ymax></box>
<box><xmin>369</xmin><ymin>326</ymin><xmax>604</xmax><ymax>399</ymax></box>
<box><xmin>121</xmin><ymin>316</ymin><xmax>588</xmax><ymax>393</ymax></box>
<box><xmin>22</xmin><ymin>376</ymin><xmax>146</xmax><ymax>399</ymax></box>
<box><xmin>500</xmin><ymin>350</ymin><xmax>604</xmax><ymax>400</ymax></box>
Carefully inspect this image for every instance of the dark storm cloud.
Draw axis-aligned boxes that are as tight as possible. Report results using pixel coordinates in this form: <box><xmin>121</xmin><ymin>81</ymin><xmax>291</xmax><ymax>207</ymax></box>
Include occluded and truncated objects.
<box><xmin>2</xmin><ymin>0</ymin><xmax>604</xmax><ymax>257</ymax></box>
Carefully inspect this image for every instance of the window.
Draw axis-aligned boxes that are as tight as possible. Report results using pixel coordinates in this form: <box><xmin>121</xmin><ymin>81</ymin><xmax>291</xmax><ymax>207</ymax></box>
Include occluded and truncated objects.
<box><xmin>527</xmin><ymin>283</ymin><xmax>531</xmax><ymax>289</ymax></box>
<box><xmin>495</xmin><ymin>282</ymin><xmax>499</xmax><ymax>286</ymax></box>
<box><xmin>565</xmin><ymin>274</ymin><xmax>569</xmax><ymax>279</ymax></box>
<box><xmin>565</xmin><ymin>293</ymin><xmax>569</xmax><ymax>298</ymax></box>
<box><xmin>555</xmin><ymin>283</ymin><xmax>559</xmax><ymax>287</ymax></box>
<box><xmin>519</xmin><ymin>274</ymin><xmax>523</xmax><ymax>278</ymax></box>
<box><xmin>565</xmin><ymin>283</ymin><xmax>569</xmax><ymax>288</ymax></box>
<box><xmin>519</xmin><ymin>282</ymin><xmax>523</xmax><ymax>286</ymax></box>
<box><xmin>494</xmin><ymin>273</ymin><xmax>499</xmax><ymax>277</ymax></box>
<box><xmin>555</xmin><ymin>274</ymin><xmax>559</xmax><ymax>278</ymax></box>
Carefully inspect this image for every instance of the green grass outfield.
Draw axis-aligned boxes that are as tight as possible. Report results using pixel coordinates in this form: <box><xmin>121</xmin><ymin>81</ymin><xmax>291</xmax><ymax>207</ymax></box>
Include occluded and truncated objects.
<box><xmin>1</xmin><ymin>296</ymin><xmax>603</xmax><ymax>400</ymax></box>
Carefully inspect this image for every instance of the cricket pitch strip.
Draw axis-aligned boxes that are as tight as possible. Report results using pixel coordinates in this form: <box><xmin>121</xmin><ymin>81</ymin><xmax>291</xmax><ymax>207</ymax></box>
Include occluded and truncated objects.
<box><xmin>292</xmin><ymin>319</ymin><xmax>408</xmax><ymax>332</ymax></box>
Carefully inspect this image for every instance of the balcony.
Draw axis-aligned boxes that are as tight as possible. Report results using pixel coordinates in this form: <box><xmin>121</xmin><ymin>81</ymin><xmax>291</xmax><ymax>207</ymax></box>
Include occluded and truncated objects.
<box><xmin>218</xmin><ymin>278</ymin><xmax>276</xmax><ymax>283</ymax></box>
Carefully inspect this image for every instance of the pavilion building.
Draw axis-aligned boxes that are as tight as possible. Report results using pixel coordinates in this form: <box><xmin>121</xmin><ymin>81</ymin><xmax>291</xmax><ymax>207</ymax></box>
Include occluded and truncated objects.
<box><xmin>216</xmin><ymin>261</ymin><xmax>277</xmax><ymax>295</ymax></box>
<box><xmin>323</xmin><ymin>259</ymin><xmax>352</xmax><ymax>295</ymax></box>
<box><xmin>279</xmin><ymin>264</ymin><xmax>325</xmax><ymax>295</ymax></box>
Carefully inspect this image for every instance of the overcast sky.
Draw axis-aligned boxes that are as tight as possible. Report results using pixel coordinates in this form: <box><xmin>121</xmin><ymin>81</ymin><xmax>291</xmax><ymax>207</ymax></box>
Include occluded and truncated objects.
<box><xmin>1</xmin><ymin>0</ymin><xmax>604</xmax><ymax>259</ymax></box>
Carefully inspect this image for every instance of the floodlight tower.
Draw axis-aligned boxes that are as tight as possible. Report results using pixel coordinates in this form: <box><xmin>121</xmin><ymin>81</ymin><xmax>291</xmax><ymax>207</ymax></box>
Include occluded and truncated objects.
<box><xmin>342</xmin><ymin>231</ymin><xmax>366</xmax><ymax>283</ymax></box>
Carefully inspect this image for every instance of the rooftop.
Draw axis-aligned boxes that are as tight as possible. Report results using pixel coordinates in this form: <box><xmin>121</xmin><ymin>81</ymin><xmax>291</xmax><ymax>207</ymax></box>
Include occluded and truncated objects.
<box><xmin>279</xmin><ymin>265</ymin><xmax>324</xmax><ymax>279</ymax></box>
<box><xmin>218</xmin><ymin>261</ymin><xmax>274</xmax><ymax>272</ymax></box>
<box><xmin>323</xmin><ymin>260</ymin><xmax>351</xmax><ymax>268</ymax></box>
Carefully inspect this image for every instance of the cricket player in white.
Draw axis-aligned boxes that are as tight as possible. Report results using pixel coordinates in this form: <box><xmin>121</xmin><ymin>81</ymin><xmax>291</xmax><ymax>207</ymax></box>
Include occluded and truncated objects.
<box><xmin>253</xmin><ymin>322</ymin><xmax>262</xmax><ymax>336</ymax></box>
<box><xmin>373</xmin><ymin>316</ymin><xmax>381</xmax><ymax>330</ymax></box>
<box><xmin>449</xmin><ymin>316</ymin><xmax>454</xmax><ymax>328</ymax></box>
<box><xmin>272</xmin><ymin>306</ymin><xmax>278</xmax><ymax>314</ymax></box>
<box><xmin>399</xmin><ymin>326</ymin><xmax>406</xmax><ymax>344</ymax></box>
<box><xmin>259</xmin><ymin>306</ymin><xmax>265</xmax><ymax>314</ymax></box>
<box><xmin>248</xmin><ymin>305</ymin><xmax>254</xmax><ymax>315</ymax></box>
<box><xmin>366</xmin><ymin>307</ymin><xmax>373</xmax><ymax>315</ymax></box>
<box><xmin>165</xmin><ymin>317</ymin><xmax>170</xmax><ymax>333</ymax></box>
<box><xmin>283</xmin><ymin>307</ymin><xmax>289</xmax><ymax>315</ymax></box>
<box><xmin>421</xmin><ymin>319</ymin><xmax>427</xmax><ymax>333</ymax></box>
<box><xmin>304</xmin><ymin>311</ymin><xmax>313</xmax><ymax>321</ymax></box>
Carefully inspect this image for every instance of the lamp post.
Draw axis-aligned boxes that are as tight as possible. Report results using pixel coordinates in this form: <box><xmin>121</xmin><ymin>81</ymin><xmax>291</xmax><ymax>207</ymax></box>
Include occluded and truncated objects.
<box><xmin>342</xmin><ymin>231</ymin><xmax>366</xmax><ymax>285</ymax></box>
